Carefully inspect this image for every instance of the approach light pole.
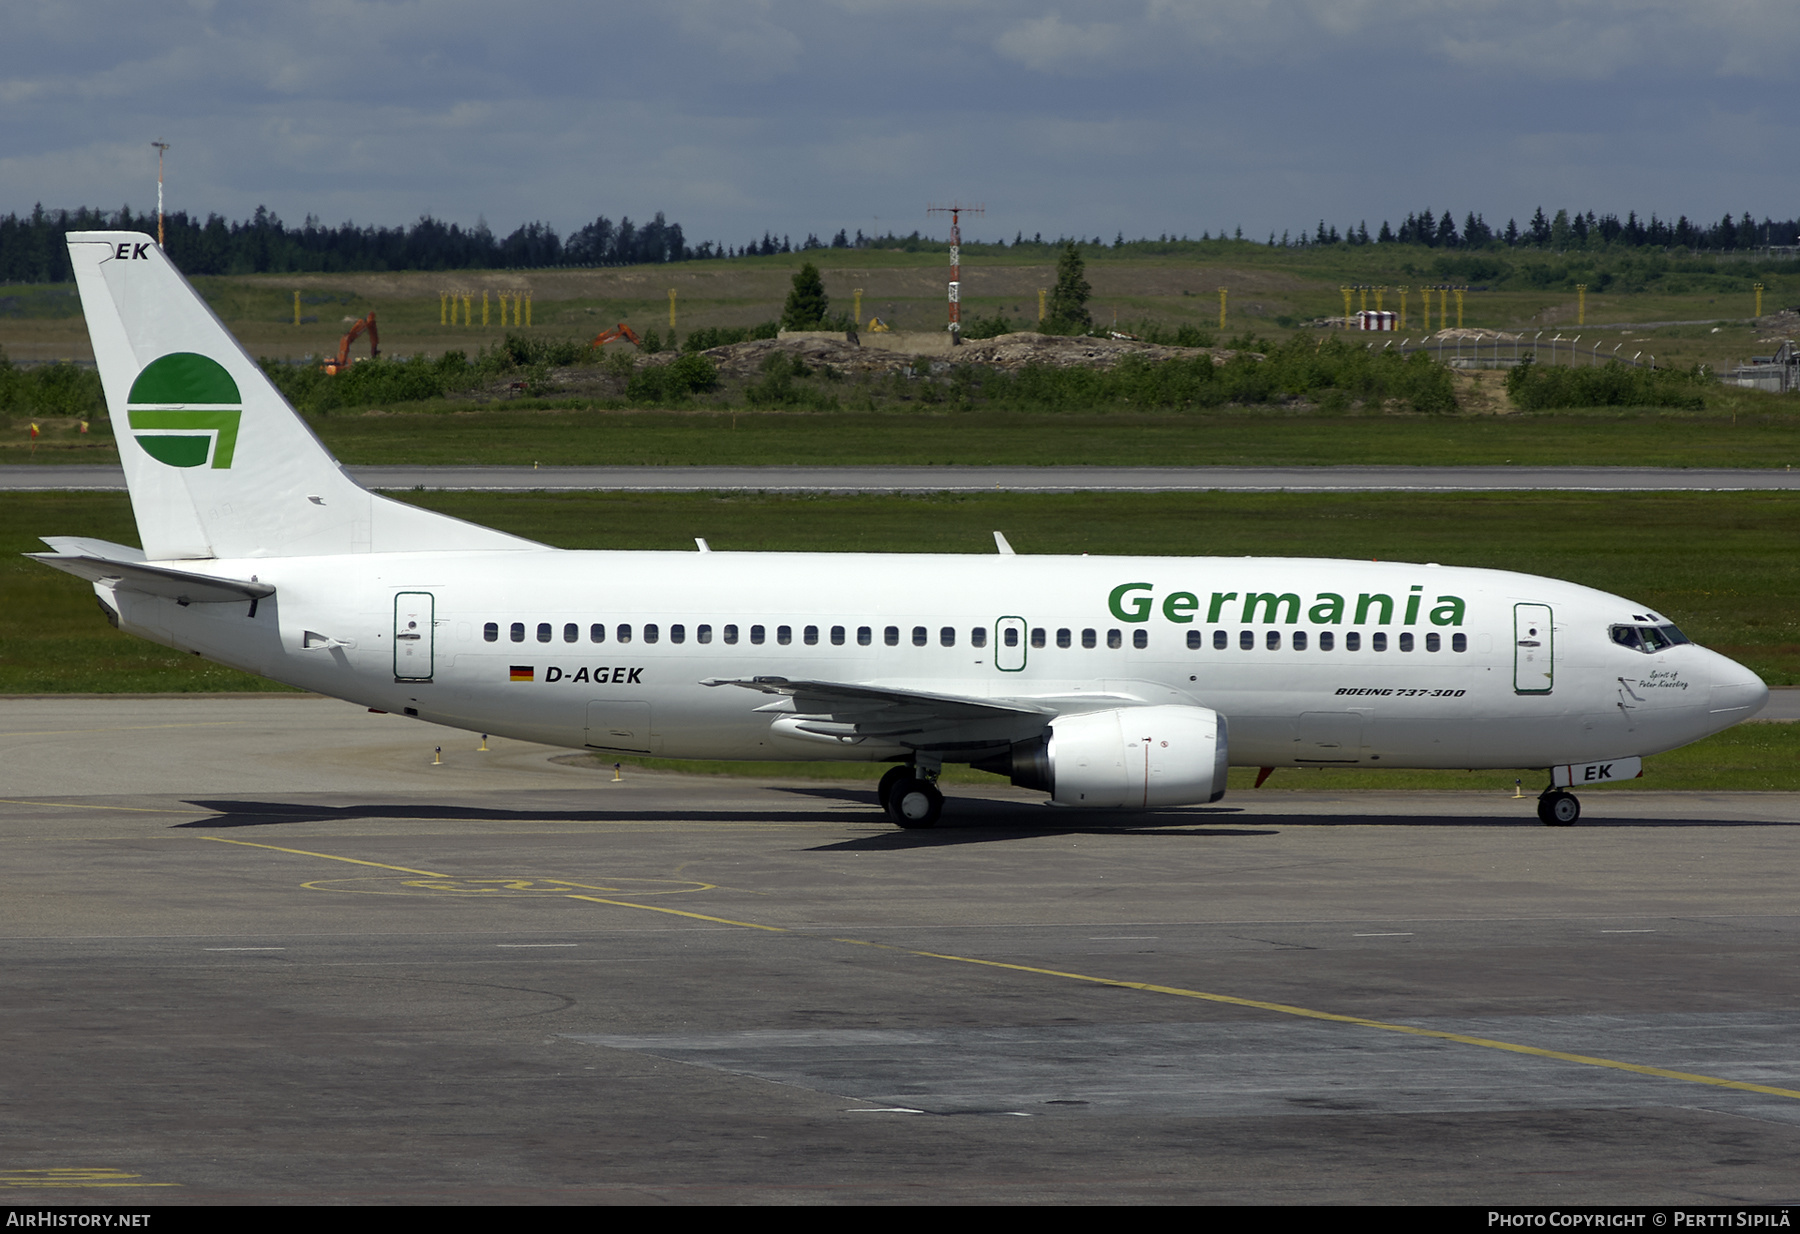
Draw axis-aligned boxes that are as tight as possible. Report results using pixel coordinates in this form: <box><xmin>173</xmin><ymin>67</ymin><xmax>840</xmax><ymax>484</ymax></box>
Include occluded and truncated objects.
<box><xmin>927</xmin><ymin>203</ymin><xmax>983</xmax><ymax>344</ymax></box>
<box><xmin>151</xmin><ymin>140</ymin><xmax>170</xmax><ymax>248</ymax></box>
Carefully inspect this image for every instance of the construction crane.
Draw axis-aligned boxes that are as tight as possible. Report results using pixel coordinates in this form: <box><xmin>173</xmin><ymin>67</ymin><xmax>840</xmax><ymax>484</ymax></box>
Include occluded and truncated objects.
<box><xmin>322</xmin><ymin>312</ymin><xmax>378</xmax><ymax>375</ymax></box>
<box><xmin>590</xmin><ymin>323</ymin><xmax>642</xmax><ymax>348</ymax></box>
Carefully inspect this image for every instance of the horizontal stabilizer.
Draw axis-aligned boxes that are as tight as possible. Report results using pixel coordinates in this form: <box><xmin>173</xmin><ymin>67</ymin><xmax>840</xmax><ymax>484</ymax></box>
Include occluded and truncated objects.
<box><xmin>30</xmin><ymin>544</ymin><xmax>273</xmax><ymax>605</ymax></box>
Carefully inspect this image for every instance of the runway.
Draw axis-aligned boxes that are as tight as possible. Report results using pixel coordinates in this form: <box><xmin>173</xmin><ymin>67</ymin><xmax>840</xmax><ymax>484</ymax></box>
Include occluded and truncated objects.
<box><xmin>5</xmin><ymin>463</ymin><xmax>1800</xmax><ymax>493</ymax></box>
<box><xmin>3</xmin><ymin>696</ymin><xmax>1799</xmax><ymax>1203</ymax></box>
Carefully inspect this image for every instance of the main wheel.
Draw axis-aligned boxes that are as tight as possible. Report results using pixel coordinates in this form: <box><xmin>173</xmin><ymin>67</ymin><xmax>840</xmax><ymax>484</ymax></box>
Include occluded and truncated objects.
<box><xmin>886</xmin><ymin>778</ymin><xmax>943</xmax><ymax>829</ymax></box>
<box><xmin>1537</xmin><ymin>790</ymin><xmax>1581</xmax><ymax>827</ymax></box>
<box><xmin>876</xmin><ymin>765</ymin><xmax>910</xmax><ymax>811</ymax></box>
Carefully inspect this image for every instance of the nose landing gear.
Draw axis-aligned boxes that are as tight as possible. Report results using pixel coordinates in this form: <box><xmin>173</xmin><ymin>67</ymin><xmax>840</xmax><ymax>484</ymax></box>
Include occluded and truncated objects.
<box><xmin>1537</xmin><ymin>788</ymin><xmax>1581</xmax><ymax>826</ymax></box>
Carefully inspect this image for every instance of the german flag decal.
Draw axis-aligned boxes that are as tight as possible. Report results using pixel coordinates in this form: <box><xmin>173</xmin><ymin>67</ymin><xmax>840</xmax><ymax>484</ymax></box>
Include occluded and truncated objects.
<box><xmin>509</xmin><ymin>666</ymin><xmax>534</xmax><ymax>682</ymax></box>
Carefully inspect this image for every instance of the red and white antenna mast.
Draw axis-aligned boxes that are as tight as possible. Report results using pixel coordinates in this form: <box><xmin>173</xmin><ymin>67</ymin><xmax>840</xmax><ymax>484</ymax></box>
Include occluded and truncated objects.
<box><xmin>151</xmin><ymin>140</ymin><xmax>170</xmax><ymax>248</ymax></box>
<box><xmin>927</xmin><ymin>202</ymin><xmax>983</xmax><ymax>345</ymax></box>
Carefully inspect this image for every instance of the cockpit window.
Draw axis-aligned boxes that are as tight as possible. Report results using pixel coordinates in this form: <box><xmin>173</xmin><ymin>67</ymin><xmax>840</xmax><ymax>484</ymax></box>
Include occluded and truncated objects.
<box><xmin>1612</xmin><ymin>623</ymin><xmax>1689</xmax><ymax>654</ymax></box>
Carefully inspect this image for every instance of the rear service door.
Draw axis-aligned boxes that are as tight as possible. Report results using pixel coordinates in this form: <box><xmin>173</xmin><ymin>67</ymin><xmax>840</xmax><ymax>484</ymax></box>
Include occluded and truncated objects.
<box><xmin>1513</xmin><ymin>603</ymin><xmax>1553</xmax><ymax>694</ymax></box>
<box><xmin>394</xmin><ymin>592</ymin><xmax>435</xmax><ymax>682</ymax></box>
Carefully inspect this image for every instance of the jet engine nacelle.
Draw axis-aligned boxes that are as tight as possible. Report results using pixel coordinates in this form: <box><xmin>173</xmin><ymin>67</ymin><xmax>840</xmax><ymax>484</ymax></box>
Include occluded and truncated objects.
<box><xmin>996</xmin><ymin>704</ymin><xmax>1228</xmax><ymax>808</ymax></box>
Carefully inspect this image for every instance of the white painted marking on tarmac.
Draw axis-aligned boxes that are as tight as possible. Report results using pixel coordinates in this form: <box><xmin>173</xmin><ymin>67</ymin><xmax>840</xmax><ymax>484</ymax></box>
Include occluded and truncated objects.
<box><xmin>847</xmin><ymin>1107</ymin><xmax>925</xmax><ymax>1114</ymax></box>
<box><xmin>1353</xmin><ymin>932</ymin><xmax>1415</xmax><ymax>937</ymax></box>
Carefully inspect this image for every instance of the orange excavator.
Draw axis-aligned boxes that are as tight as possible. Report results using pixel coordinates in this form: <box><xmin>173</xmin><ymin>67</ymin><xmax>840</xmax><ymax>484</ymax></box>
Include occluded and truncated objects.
<box><xmin>322</xmin><ymin>312</ymin><xmax>379</xmax><ymax>375</ymax></box>
<box><xmin>590</xmin><ymin>323</ymin><xmax>642</xmax><ymax>348</ymax></box>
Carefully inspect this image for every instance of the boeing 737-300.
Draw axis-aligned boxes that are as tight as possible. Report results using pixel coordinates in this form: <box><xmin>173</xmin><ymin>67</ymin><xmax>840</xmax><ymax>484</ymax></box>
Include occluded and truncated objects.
<box><xmin>30</xmin><ymin>232</ymin><xmax>1770</xmax><ymax>827</ymax></box>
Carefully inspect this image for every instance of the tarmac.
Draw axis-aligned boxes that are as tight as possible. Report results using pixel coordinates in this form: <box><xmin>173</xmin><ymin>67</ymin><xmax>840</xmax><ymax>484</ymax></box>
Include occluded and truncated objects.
<box><xmin>5</xmin><ymin>464</ymin><xmax>1800</xmax><ymax>493</ymax></box>
<box><xmin>3</xmin><ymin>694</ymin><xmax>1799</xmax><ymax>1204</ymax></box>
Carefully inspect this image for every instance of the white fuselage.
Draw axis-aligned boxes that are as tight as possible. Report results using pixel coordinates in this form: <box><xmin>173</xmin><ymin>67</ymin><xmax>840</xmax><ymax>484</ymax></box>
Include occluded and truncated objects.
<box><xmin>102</xmin><ymin>549</ymin><xmax>1768</xmax><ymax>772</ymax></box>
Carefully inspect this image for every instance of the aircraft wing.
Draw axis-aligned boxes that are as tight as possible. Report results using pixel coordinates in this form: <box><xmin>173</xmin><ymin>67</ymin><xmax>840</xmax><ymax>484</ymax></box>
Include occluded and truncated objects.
<box><xmin>703</xmin><ymin>676</ymin><xmax>1054</xmax><ymax>748</ymax></box>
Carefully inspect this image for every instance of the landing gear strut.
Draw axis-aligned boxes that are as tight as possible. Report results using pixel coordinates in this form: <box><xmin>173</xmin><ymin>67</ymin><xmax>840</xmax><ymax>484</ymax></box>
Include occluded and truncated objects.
<box><xmin>881</xmin><ymin>764</ymin><xmax>943</xmax><ymax>829</ymax></box>
<box><xmin>1537</xmin><ymin>788</ymin><xmax>1581</xmax><ymax>827</ymax></box>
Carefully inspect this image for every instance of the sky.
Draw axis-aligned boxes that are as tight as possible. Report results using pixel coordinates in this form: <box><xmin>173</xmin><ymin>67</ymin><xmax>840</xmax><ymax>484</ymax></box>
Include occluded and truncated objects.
<box><xmin>2</xmin><ymin>1</ymin><xmax>1792</xmax><ymax>246</ymax></box>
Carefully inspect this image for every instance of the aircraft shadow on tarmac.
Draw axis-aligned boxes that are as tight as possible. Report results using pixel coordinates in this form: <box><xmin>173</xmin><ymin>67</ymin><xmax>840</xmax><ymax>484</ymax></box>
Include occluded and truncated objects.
<box><xmin>169</xmin><ymin>789</ymin><xmax>1788</xmax><ymax>844</ymax></box>
<box><xmin>172</xmin><ymin>791</ymin><xmax>1272</xmax><ymax>841</ymax></box>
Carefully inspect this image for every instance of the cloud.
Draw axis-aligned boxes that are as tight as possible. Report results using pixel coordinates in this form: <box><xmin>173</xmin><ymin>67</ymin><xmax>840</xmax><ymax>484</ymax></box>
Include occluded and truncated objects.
<box><xmin>994</xmin><ymin>15</ymin><xmax>1127</xmax><ymax>74</ymax></box>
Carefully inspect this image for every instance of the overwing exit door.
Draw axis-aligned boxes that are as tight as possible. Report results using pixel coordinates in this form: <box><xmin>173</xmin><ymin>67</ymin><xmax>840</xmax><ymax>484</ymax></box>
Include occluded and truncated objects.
<box><xmin>994</xmin><ymin>616</ymin><xmax>1027</xmax><ymax>672</ymax></box>
<box><xmin>394</xmin><ymin>591</ymin><xmax>435</xmax><ymax>681</ymax></box>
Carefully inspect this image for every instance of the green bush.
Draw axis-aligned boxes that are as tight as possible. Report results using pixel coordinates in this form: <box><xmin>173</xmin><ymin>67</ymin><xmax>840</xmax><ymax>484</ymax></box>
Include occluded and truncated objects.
<box><xmin>744</xmin><ymin>350</ymin><xmax>839</xmax><ymax>410</ymax></box>
<box><xmin>683</xmin><ymin>322</ymin><xmax>781</xmax><ymax>351</ymax></box>
<box><xmin>625</xmin><ymin>353</ymin><xmax>719</xmax><ymax>404</ymax></box>
<box><xmin>961</xmin><ymin>314</ymin><xmax>1016</xmax><ymax>340</ymax></box>
<box><xmin>1505</xmin><ymin>358</ymin><xmax>1708</xmax><ymax>410</ymax></box>
<box><xmin>0</xmin><ymin>353</ymin><xmax>104</xmax><ymax>418</ymax></box>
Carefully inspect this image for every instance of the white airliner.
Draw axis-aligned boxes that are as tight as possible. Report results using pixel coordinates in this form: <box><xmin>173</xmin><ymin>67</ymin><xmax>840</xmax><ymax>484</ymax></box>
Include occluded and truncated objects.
<box><xmin>33</xmin><ymin>232</ymin><xmax>1769</xmax><ymax>827</ymax></box>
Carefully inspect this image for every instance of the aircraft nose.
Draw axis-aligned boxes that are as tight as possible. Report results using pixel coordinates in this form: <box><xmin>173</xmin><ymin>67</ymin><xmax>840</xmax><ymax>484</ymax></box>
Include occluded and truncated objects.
<box><xmin>1704</xmin><ymin>652</ymin><xmax>1768</xmax><ymax>724</ymax></box>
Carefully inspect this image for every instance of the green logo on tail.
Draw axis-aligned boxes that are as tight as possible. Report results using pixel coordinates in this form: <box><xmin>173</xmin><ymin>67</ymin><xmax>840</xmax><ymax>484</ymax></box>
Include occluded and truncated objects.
<box><xmin>126</xmin><ymin>353</ymin><xmax>242</xmax><ymax>469</ymax></box>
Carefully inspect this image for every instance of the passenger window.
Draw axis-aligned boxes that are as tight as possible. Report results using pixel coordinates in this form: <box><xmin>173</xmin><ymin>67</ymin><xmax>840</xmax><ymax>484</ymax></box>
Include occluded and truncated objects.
<box><xmin>1345</xmin><ymin>632</ymin><xmax>1361</xmax><ymax>651</ymax></box>
<box><xmin>1133</xmin><ymin>630</ymin><xmax>1148</xmax><ymax>649</ymax></box>
<box><xmin>912</xmin><ymin>626</ymin><xmax>927</xmax><ymax>647</ymax></box>
<box><xmin>563</xmin><ymin>623</ymin><xmax>578</xmax><ymax>643</ymax></box>
<box><xmin>777</xmin><ymin>625</ymin><xmax>792</xmax><ymax>645</ymax></box>
<box><xmin>484</xmin><ymin>622</ymin><xmax>498</xmax><ymax>642</ymax></box>
<box><xmin>1030</xmin><ymin>628</ymin><xmax>1045</xmax><ymax>648</ymax></box>
<box><xmin>1372</xmin><ymin>632</ymin><xmax>1387</xmax><ymax>652</ymax></box>
<box><xmin>644</xmin><ymin>623</ymin><xmax>660</xmax><ymax>644</ymax></box>
<box><xmin>590</xmin><ymin>623</ymin><xmax>605</xmax><ymax>643</ymax></box>
<box><xmin>1293</xmin><ymin>630</ymin><xmax>1308</xmax><ymax>651</ymax></box>
<box><xmin>857</xmin><ymin>626</ymin><xmax>871</xmax><ymax>646</ymax></box>
<box><xmin>1003</xmin><ymin>627</ymin><xmax>1019</xmax><ymax>647</ymax></box>
<box><xmin>1399</xmin><ymin>632</ymin><xmax>1413</xmax><ymax>652</ymax></box>
<box><xmin>537</xmin><ymin>622</ymin><xmax>552</xmax><ymax>643</ymax></box>
<box><xmin>750</xmin><ymin>625</ymin><xmax>765</xmax><ymax>645</ymax></box>
<box><xmin>1425</xmin><ymin>632</ymin><xmax>1439</xmax><ymax>652</ymax></box>
<box><xmin>940</xmin><ymin>627</ymin><xmax>956</xmax><ymax>647</ymax></box>
<box><xmin>831</xmin><ymin>626</ymin><xmax>845</xmax><ymax>646</ymax></box>
<box><xmin>724</xmin><ymin>624</ymin><xmax>739</xmax><ymax>644</ymax></box>
<box><xmin>670</xmin><ymin>624</ymin><xmax>685</xmax><ymax>644</ymax></box>
<box><xmin>1239</xmin><ymin>630</ymin><xmax>1253</xmax><ymax>650</ymax></box>
<box><xmin>698</xmin><ymin>624</ymin><xmax>712</xmax><ymax>644</ymax></box>
<box><xmin>616</xmin><ymin>624</ymin><xmax>632</xmax><ymax>644</ymax></box>
<box><xmin>1108</xmin><ymin>629</ymin><xmax>1123</xmax><ymax>649</ymax></box>
<box><xmin>885</xmin><ymin>626</ymin><xmax>899</xmax><ymax>646</ymax></box>
<box><xmin>971</xmin><ymin>628</ymin><xmax>987</xmax><ymax>648</ymax></box>
<box><xmin>1320</xmin><ymin>631</ymin><xmax>1334</xmax><ymax>651</ymax></box>
<box><xmin>803</xmin><ymin>625</ymin><xmax>818</xmax><ymax>645</ymax></box>
<box><xmin>511</xmin><ymin>622</ymin><xmax>525</xmax><ymax>642</ymax></box>
<box><xmin>1083</xmin><ymin>629</ymin><xmax>1097</xmax><ymax>649</ymax></box>
<box><xmin>1266</xmin><ymin>630</ymin><xmax>1280</xmax><ymax>650</ymax></box>
<box><xmin>1186</xmin><ymin>630</ymin><xmax>1201</xmax><ymax>650</ymax></box>
<box><xmin>1213</xmin><ymin>630</ymin><xmax>1226</xmax><ymax>650</ymax></box>
<box><xmin>1452</xmin><ymin>633</ymin><xmax>1467</xmax><ymax>652</ymax></box>
<box><xmin>1057</xmin><ymin>628</ymin><xmax>1072</xmax><ymax>649</ymax></box>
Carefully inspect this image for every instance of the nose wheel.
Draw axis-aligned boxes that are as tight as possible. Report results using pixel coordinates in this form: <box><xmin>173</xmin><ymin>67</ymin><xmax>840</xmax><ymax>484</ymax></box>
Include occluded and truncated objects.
<box><xmin>1537</xmin><ymin>789</ymin><xmax>1581</xmax><ymax>827</ymax></box>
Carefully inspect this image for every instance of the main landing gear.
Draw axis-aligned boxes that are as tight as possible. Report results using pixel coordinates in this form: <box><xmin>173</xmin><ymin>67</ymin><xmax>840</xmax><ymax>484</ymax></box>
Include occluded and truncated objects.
<box><xmin>1537</xmin><ymin>787</ymin><xmax>1581</xmax><ymax>827</ymax></box>
<box><xmin>878</xmin><ymin>763</ymin><xmax>944</xmax><ymax>829</ymax></box>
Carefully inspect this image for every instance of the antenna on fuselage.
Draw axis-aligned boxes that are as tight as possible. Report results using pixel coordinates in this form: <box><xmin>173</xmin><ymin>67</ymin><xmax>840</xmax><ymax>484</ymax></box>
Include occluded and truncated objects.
<box><xmin>993</xmin><ymin>531</ymin><xmax>1016</xmax><ymax>555</ymax></box>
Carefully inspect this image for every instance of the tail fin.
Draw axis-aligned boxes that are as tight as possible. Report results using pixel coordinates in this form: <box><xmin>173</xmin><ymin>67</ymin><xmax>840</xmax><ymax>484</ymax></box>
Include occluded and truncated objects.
<box><xmin>68</xmin><ymin>232</ymin><xmax>537</xmax><ymax>560</ymax></box>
